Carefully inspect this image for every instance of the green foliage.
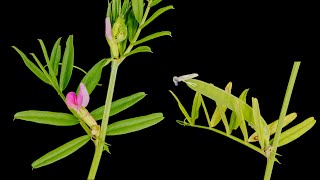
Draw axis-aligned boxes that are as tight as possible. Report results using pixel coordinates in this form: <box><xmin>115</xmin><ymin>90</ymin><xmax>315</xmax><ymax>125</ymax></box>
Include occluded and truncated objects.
<box><xmin>91</xmin><ymin>92</ymin><xmax>147</xmax><ymax>120</ymax></box>
<box><xmin>131</xmin><ymin>0</ymin><xmax>144</xmax><ymax>23</ymax></box>
<box><xmin>13</xmin><ymin>0</ymin><xmax>174</xmax><ymax>178</ymax></box>
<box><xmin>14</xmin><ymin>110</ymin><xmax>79</xmax><ymax>126</ymax></box>
<box><xmin>170</xmin><ymin>75</ymin><xmax>316</xmax><ymax>159</ymax></box>
<box><xmin>12</xmin><ymin>46</ymin><xmax>51</xmax><ymax>84</ymax></box>
<box><xmin>140</xmin><ymin>5</ymin><xmax>174</xmax><ymax>29</ymax></box>
<box><xmin>107</xmin><ymin>113</ymin><xmax>164</xmax><ymax>135</ymax></box>
<box><xmin>32</xmin><ymin>135</ymin><xmax>90</xmax><ymax>169</ymax></box>
<box><xmin>49</xmin><ymin>37</ymin><xmax>62</xmax><ymax>76</ymax></box>
<box><xmin>77</xmin><ymin>58</ymin><xmax>110</xmax><ymax>95</ymax></box>
<box><xmin>59</xmin><ymin>35</ymin><xmax>74</xmax><ymax>91</ymax></box>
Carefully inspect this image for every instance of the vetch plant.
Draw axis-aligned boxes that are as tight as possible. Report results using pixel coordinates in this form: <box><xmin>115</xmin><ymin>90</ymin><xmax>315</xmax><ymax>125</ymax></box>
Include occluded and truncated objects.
<box><xmin>12</xmin><ymin>0</ymin><xmax>173</xmax><ymax>179</ymax></box>
<box><xmin>170</xmin><ymin>62</ymin><xmax>316</xmax><ymax>180</ymax></box>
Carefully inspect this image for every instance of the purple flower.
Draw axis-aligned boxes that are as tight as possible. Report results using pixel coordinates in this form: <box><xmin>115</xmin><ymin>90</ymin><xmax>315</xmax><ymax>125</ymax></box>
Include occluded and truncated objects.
<box><xmin>66</xmin><ymin>83</ymin><xmax>89</xmax><ymax>111</ymax></box>
<box><xmin>105</xmin><ymin>17</ymin><xmax>113</xmax><ymax>40</ymax></box>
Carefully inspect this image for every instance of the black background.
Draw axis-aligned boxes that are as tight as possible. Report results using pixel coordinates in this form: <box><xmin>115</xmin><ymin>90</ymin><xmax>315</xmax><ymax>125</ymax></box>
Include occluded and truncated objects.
<box><xmin>1</xmin><ymin>0</ymin><xmax>320</xmax><ymax>179</ymax></box>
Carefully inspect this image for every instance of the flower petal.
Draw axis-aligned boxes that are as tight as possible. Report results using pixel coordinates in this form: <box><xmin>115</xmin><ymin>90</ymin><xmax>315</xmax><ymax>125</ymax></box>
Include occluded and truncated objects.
<box><xmin>78</xmin><ymin>83</ymin><xmax>89</xmax><ymax>107</ymax></box>
<box><xmin>66</xmin><ymin>92</ymin><xmax>77</xmax><ymax>109</ymax></box>
<box><xmin>105</xmin><ymin>17</ymin><xmax>113</xmax><ymax>40</ymax></box>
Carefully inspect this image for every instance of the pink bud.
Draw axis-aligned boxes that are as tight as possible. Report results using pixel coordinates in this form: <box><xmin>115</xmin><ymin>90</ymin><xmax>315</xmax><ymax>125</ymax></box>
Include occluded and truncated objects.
<box><xmin>105</xmin><ymin>17</ymin><xmax>113</xmax><ymax>40</ymax></box>
<box><xmin>78</xmin><ymin>83</ymin><xmax>89</xmax><ymax>107</ymax></box>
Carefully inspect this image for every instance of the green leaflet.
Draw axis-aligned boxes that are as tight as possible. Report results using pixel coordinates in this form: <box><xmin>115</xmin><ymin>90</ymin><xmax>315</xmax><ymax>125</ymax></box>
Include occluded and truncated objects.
<box><xmin>229</xmin><ymin>88</ymin><xmax>249</xmax><ymax>131</ymax></box>
<box><xmin>127</xmin><ymin>9</ymin><xmax>138</xmax><ymax>42</ymax></box>
<box><xmin>119</xmin><ymin>38</ymin><xmax>128</xmax><ymax>56</ymax></box>
<box><xmin>112</xmin><ymin>0</ymin><xmax>121</xmax><ymax>24</ymax></box>
<box><xmin>217</xmin><ymin>102</ymin><xmax>231</xmax><ymax>134</ymax></box>
<box><xmin>29</xmin><ymin>53</ymin><xmax>59</xmax><ymax>92</ymax></box>
<box><xmin>14</xmin><ymin>110</ymin><xmax>79</xmax><ymax>126</ymax></box>
<box><xmin>233</xmin><ymin>100</ymin><xmax>248</xmax><ymax>141</ymax></box>
<box><xmin>200</xmin><ymin>95</ymin><xmax>211</xmax><ymax>126</ymax></box>
<box><xmin>32</xmin><ymin>135</ymin><xmax>90</xmax><ymax>169</ymax></box>
<box><xmin>210</xmin><ymin>105</ymin><xmax>225</xmax><ymax>127</ymax></box>
<box><xmin>131</xmin><ymin>0</ymin><xmax>144</xmax><ymax>23</ymax></box>
<box><xmin>91</xmin><ymin>92</ymin><xmax>146</xmax><ymax>120</ymax></box>
<box><xmin>210</xmin><ymin>82</ymin><xmax>232</xmax><ymax>127</ymax></box>
<box><xmin>140</xmin><ymin>5</ymin><xmax>174</xmax><ymax>29</ymax></box>
<box><xmin>38</xmin><ymin>39</ymin><xmax>53</xmax><ymax>77</ymax></box>
<box><xmin>184</xmin><ymin>79</ymin><xmax>256</xmax><ymax>126</ymax></box>
<box><xmin>59</xmin><ymin>35</ymin><xmax>74</xmax><ymax>91</ymax></box>
<box><xmin>132</xmin><ymin>31</ymin><xmax>172</xmax><ymax>46</ymax></box>
<box><xmin>122</xmin><ymin>46</ymin><xmax>152</xmax><ymax>58</ymax></box>
<box><xmin>169</xmin><ymin>90</ymin><xmax>192</xmax><ymax>124</ymax></box>
<box><xmin>38</xmin><ymin>39</ymin><xmax>59</xmax><ymax>87</ymax></box>
<box><xmin>49</xmin><ymin>37</ymin><xmax>62</xmax><ymax>76</ymax></box>
<box><xmin>121</xmin><ymin>0</ymin><xmax>131</xmax><ymax>16</ymax></box>
<box><xmin>271</xmin><ymin>117</ymin><xmax>316</xmax><ymax>147</ymax></box>
<box><xmin>106</xmin><ymin>1</ymin><xmax>112</xmax><ymax>22</ymax></box>
<box><xmin>77</xmin><ymin>58</ymin><xmax>110</xmax><ymax>95</ymax></box>
<box><xmin>248</xmin><ymin>112</ymin><xmax>297</xmax><ymax>142</ymax></box>
<box><xmin>252</xmin><ymin>97</ymin><xmax>269</xmax><ymax>150</ymax></box>
<box><xmin>107</xmin><ymin>113</ymin><xmax>164</xmax><ymax>135</ymax></box>
<box><xmin>150</xmin><ymin>0</ymin><xmax>162</xmax><ymax>7</ymax></box>
<box><xmin>37</xmin><ymin>39</ymin><xmax>50</xmax><ymax>65</ymax></box>
<box><xmin>191</xmin><ymin>91</ymin><xmax>202</xmax><ymax>125</ymax></box>
<box><xmin>12</xmin><ymin>46</ymin><xmax>50</xmax><ymax>84</ymax></box>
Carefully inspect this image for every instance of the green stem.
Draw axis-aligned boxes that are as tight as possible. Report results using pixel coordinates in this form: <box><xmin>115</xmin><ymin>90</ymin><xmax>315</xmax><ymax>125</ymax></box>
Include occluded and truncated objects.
<box><xmin>55</xmin><ymin>88</ymin><xmax>66</xmax><ymax>101</ymax></box>
<box><xmin>87</xmin><ymin>60</ymin><xmax>120</xmax><ymax>180</ymax></box>
<box><xmin>182</xmin><ymin>122</ymin><xmax>266</xmax><ymax>157</ymax></box>
<box><xmin>86</xmin><ymin>2</ymin><xmax>153</xmax><ymax>178</ymax></box>
<box><xmin>263</xmin><ymin>61</ymin><xmax>301</xmax><ymax>180</ymax></box>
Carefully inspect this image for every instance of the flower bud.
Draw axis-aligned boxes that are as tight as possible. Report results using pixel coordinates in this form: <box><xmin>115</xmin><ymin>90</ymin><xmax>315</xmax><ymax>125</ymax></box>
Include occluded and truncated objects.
<box><xmin>112</xmin><ymin>15</ymin><xmax>128</xmax><ymax>43</ymax></box>
<box><xmin>78</xmin><ymin>107</ymin><xmax>98</xmax><ymax>128</ymax></box>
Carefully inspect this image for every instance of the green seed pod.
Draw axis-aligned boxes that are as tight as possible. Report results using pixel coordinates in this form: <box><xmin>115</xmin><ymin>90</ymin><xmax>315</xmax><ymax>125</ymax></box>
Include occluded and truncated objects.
<box><xmin>112</xmin><ymin>15</ymin><xmax>128</xmax><ymax>43</ymax></box>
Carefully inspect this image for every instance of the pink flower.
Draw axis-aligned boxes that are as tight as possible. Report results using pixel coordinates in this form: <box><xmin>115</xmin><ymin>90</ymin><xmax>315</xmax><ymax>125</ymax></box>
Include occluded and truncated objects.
<box><xmin>105</xmin><ymin>17</ymin><xmax>113</xmax><ymax>40</ymax></box>
<box><xmin>66</xmin><ymin>83</ymin><xmax>89</xmax><ymax>111</ymax></box>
